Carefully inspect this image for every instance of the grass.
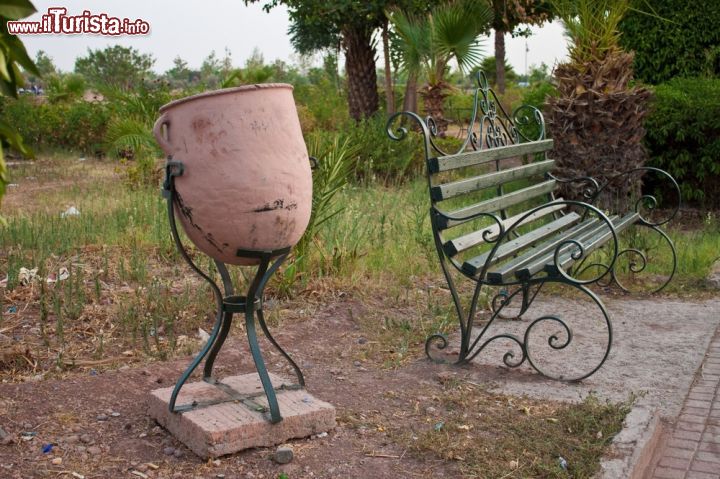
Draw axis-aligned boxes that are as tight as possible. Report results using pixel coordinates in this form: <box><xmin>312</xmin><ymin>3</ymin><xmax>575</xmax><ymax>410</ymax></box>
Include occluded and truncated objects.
<box><xmin>339</xmin><ymin>375</ymin><xmax>633</xmax><ymax>478</ymax></box>
<box><xmin>0</xmin><ymin>154</ymin><xmax>718</xmax><ymax>378</ymax></box>
<box><xmin>403</xmin><ymin>379</ymin><xmax>634</xmax><ymax>478</ymax></box>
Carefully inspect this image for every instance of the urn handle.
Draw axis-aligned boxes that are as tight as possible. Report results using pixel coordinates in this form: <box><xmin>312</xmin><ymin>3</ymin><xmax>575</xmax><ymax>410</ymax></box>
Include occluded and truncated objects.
<box><xmin>153</xmin><ymin>113</ymin><xmax>172</xmax><ymax>152</ymax></box>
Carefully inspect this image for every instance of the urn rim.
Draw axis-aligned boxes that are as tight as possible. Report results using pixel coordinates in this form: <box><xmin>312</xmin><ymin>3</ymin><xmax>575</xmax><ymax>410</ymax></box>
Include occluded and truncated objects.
<box><xmin>158</xmin><ymin>83</ymin><xmax>294</xmax><ymax>113</ymax></box>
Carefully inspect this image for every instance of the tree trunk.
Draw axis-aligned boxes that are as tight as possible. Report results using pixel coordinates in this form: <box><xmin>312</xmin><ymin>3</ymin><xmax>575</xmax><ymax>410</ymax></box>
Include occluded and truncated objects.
<box><xmin>343</xmin><ymin>25</ymin><xmax>380</xmax><ymax>121</ymax></box>
<box><xmin>547</xmin><ymin>51</ymin><xmax>651</xmax><ymax>212</ymax></box>
<box><xmin>495</xmin><ymin>29</ymin><xmax>506</xmax><ymax>94</ymax></box>
<box><xmin>402</xmin><ymin>72</ymin><xmax>418</xmax><ymax>114</ymax></box>
<box><xmin>420</xmin><ymin>83</ymin><xmax>449</xmax><ymax>137</ymax></box>
<box><xmin>382</xmin><ymin>21</ymin><xmax>395</xmax><ymax>115</ymax></box>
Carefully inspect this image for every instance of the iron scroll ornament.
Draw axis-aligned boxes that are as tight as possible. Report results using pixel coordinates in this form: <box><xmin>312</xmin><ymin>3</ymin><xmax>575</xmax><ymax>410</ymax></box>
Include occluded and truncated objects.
<box><xmin>386</xmin><ymin>71</ymin><xmax>546</xmax><ymax>160</ymax></box>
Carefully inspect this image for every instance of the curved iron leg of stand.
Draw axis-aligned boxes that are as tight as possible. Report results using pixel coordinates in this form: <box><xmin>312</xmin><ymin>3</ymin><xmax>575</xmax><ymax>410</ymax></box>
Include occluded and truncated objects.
<box><xmin>256</xmin><ymin>309</ymin><xmax>305</xmax><ymax>387</ymax></box>
<box><xmin>203</xmin><ymin>311</ymin><xmax>234</xmax><ymax>381</ymax></box>
<box><xmin>253</xmin><ymin>253</ymin><xmax>305</xmax><ymax>387</ymax></box>
<box><xmin>165</xmin><ymin>186</ymin><xmax>226</xmax><ymax>413</ymax></box>
<box><xmin>203</xmin><ymin>261</ymin><xmax>235</xmax><ymax>380</ymax></box>
<box><xmin>244</xmin><ymin>254</ymin><xmax>283</xmax><ymax>423</ymax></box>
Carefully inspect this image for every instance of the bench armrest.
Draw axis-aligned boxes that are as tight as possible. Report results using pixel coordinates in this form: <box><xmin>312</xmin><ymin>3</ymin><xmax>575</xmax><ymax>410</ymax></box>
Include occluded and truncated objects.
<box><xmin>431</xmin><ymin>206</ymin><xmax>505</xmax><ymax>240</ymax></box>
<box><xmin>480</xmin><ymin>200</ymin><xmax>620</xmax><ymax>285</ymax></box>
<box><xmin>546</xmin><ymin>172</ymin><xmax>602</xmax><ymax>202</ymax></box>
<box><xmin>602</xmin><ymin>167</ymin><xmax>680</xmax><ymax>227</ymax></box>
<box><xmin>548</xmin><ymin>167</ymin><xmax>681</xmax><ymax>227</ymax></box>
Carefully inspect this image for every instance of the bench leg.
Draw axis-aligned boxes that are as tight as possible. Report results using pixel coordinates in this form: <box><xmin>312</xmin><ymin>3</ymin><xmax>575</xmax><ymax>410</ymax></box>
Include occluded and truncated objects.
<box><xmin>426</xmin><ymin>275</ymin><xmax>613</xmax><ymax>382</ymax></box>
<box><xmin>468</xmin><ymin>281</ymin><xmax>612</xmax><ymax>381</ymax></box>
<box><xmin>490</xmin><ymin>282</ymin><xmax>545</xmax><ymax>320</ymax></box>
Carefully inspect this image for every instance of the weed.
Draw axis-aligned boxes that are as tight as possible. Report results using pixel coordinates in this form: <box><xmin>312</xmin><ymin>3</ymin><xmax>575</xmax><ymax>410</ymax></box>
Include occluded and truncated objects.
<box><xmin>404</xmin><ymin>381</ymin><xmax>633</xmax><ymax>478</ymax></box>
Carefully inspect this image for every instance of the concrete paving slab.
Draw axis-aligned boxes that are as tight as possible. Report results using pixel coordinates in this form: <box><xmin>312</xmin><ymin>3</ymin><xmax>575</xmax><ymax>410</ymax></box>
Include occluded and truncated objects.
<box><xmin>147</xmin><ymin>373</ymin><xmax>336</xmax><ymax>459</ymax></box>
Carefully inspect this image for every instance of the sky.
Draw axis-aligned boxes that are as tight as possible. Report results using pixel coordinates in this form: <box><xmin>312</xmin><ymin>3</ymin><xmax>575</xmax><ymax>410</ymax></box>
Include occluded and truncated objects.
<box><xmin>17</xmin><ymin>0</ymin><xmax>569</xmax><ymax>76</ymax></box>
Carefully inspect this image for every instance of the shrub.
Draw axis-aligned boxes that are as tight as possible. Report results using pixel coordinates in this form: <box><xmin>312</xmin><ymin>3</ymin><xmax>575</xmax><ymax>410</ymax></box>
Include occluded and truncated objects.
<box><xmin>620</xmin><ymin>0</ymin><xmax>720</xmax><ymax>84</ymax></box>
<box><xmin>340</xmin><ymin>115</ymin><xmax>425</xmax><ymax>182</ymax></box>
<box><xmin>294</xmin><ymin>78</ymin><xmax>349</xmax><ymax>131</ymax></box>
<box><xmin>3</xmin><ymin>97</ymin><xmax>109</xmax><ymax>154</ymax></box>
<box><xmin>521</xmin><ymin>80</ymin><xmax>557</xmax><ymax>112</ymax></box>
<box><xmin>644</xmin><ymin>77</ymin><xmax>720</xmax><ymax>207</ymax></box>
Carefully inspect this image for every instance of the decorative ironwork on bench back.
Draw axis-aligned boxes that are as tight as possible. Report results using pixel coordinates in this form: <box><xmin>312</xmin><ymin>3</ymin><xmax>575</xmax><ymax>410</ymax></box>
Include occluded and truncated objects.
<box><xmin>387</xmin><ymin>70</ymin><xmax>546</xmax><ymax>160</ymax></box>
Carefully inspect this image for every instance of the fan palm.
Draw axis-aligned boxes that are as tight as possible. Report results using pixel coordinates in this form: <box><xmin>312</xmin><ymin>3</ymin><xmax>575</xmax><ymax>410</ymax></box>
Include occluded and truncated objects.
<box><xmin>388</xmin><ymin>0</ymin><xmax>492</xmax><ymax>136</ymax></box>
<box><xmin>547</xmin><ymin>0</ymin><xmax>651</xmax><ymax>211</ymax></box>
<box><xmin>45</xmin><ymin>73</ymin><xmax>86</xmax><ymax>103</ymax></box>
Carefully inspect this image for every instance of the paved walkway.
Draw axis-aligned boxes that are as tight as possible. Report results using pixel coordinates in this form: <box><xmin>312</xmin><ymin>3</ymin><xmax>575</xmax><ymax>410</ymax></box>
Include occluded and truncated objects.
<box><xmin>650</xmin><ymin>326</ymin><xmax>720</xmax><ymax>479</ymax></box>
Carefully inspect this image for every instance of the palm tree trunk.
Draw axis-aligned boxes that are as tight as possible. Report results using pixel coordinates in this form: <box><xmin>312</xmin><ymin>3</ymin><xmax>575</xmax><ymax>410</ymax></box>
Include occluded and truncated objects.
<box><xmin>342</xmin><ymin>25</ymin><xmax>380</xmax><ymax>121</ymax></box>
<box><xmin>402</xmin><ymin>72</ymin><xmax>418</xmax><ymax>114</ymax></box>
<box><xmin>420</xmin><ymin>83</ymin><xmax>449</xmax><ymax>137</ymax></box>
<box><xmin>548</xmin><ymin>51</ymin><xmax>651</xmax><ymax>211</ymax></box>
<box><xmin>382</xmin><ymin>21</ymin><xmax>395</xmax><ymax>115</ymax></box>
<box><xmin>495</xmin><ymin>29</ymin><xmax>506</xmax><ymax>94</ymax></box>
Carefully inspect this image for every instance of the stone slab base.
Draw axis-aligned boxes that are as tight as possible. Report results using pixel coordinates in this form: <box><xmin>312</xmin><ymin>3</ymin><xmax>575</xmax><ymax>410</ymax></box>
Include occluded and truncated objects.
<box><xmin>147</xmin><ymin>373</ymin><xmax>336</xmax><ymax>459</ymax></box>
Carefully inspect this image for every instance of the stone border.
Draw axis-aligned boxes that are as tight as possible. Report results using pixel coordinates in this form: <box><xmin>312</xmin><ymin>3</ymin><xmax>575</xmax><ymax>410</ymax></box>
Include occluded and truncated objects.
<box><xmin>599</xmin><ymin>402</ymin><xmax>665</xmax><ymax>478</ymax></box>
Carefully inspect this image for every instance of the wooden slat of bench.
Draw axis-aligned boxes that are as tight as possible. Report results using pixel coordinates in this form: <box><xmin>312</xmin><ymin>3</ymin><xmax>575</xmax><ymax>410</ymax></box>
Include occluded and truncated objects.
<box><xmin>431</xmin><ymin>159</ymin><xmax>555</xmax><ymax>201</ymax></box>
<box><xmin>544</xmin><ymin>212</ymin><xmax>640</xmax><ymax>276</ymax></box>
<box><xmin>461</xmin><ymin>212</ymin><xmax>581</xmax><ymax>277</ymax></box>
<box><xmin>437</xmin><ymin>180</ymin><xmax>557</xmax><ymax>230</ymax></box>
<box><xmin>443</xmin><ymin>202</ymin><xmax>567</xmax><ymax>256</ymax></box>
<box><xmin>515</xmin><ymin>215</ymin><xmax>620</xmax><ymax>280</ymax></box>
<box><xmin>428</xmin><ymin>139</ymin><xmax>554</xmax><ymax>173</ymax></box>
<box><xmin>486</xmin><ymin>217</ymin><xmax>602</xmax><ymax>284</ymax></box>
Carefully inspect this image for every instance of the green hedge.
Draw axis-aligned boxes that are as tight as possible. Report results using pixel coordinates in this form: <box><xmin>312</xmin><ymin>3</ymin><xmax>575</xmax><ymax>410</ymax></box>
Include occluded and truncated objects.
<box><xmin>1</xmin><ymin>97</ymin><xmax>110</xmax><ymax>154</ymax></box>
<box><xmin>645</xmin><ymin>77</ymin><xmax>720</xmax><ymax>207</ymax></box>
<box><xmin>620</xmin><ymin>0</ymin><xmax>720</xmax><ymax>85</ymax></box>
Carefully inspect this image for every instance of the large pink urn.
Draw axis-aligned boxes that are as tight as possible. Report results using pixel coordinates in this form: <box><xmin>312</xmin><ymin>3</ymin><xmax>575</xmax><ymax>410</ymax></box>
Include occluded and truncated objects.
<box><xmin>153</xmin><ymin>84</ymin><xmax>312</xmax><ymax>265</ymax></box>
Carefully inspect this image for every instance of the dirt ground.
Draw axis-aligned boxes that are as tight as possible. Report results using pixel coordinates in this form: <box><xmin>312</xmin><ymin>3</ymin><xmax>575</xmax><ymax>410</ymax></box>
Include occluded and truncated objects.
<box><xmin>0</xmin><ymin>290</ymin><xmax>718</xmax><ymax>479</ymax></box>
<box><xmin>2</xmin><ymin>158</ymin><xmax>719</xmax><ymax>477</ymax></box>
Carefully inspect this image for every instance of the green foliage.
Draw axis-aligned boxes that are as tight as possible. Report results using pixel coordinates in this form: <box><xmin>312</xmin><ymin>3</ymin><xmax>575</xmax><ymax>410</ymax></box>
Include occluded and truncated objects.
<box><xmin>165</xmin><ymin>56</ymin><xmax>194</xmax><ymax>89</ymax></box>
<box><xmin>550</xmin><ymin>0</ymin><xmax>632</xmax><ymax>64</ymax></box>
<box><xmin>285</xmin><ymin>134</ymin><xmax>359</xmax><ymax>289</ymax></box>
<box><xmin>75</xmin><ymin>45</ymin><xmax>155</xmax><ymax>90</ymax></box>
<box><xmin>102</xmin><ymin>84</ymin><xmax>169</xmax><ymax>187</ymax></box>
<box><xmin>520</xmin><ymin>79</ymin><xmax>557</xmax><ymax>111</ymax></box>
<box><xmin>476</xmin><ymin>56</ymin><xmax>518</xmax><ymax>85</ymax></box>
<box><xmin>340</xmin><ymin>114</ymin><xmax>424</xmax><ymax>182</ymax></box>
<box><xmin>249</xmin><ymin>0</ymin><xmax>398</xmax><ymax>53</ymax></box>
<box><xmin>644</xmin><ymin>77</ymin><xmax>720</xmax><ymax>207</ymax></box>
<box><xmin>3</xmin><ymin>96</ymin><xmax>110</xmax><ymax>154</ymax></box>
<box><xmin>389</xmin><ymin>0</ymin><xmax>492</xmax><ymax>85</ymax></box>
<box><xmin>0</xmin><ymin>0</ymin><xmax>39</xmax><ymax>212</ymax></box>
<box><xmin>45</xmin><ymin>73</ymin><xmax>86</xmax><ymax>103</ymax></box>
<box><xmin>294</xmin><ymin>78</ymin><xmax>349</xmax><ymax>131</ymax></box>
<box><xmin>33</xmin><ymin>50</ymin><xmax>55</xmax><ymax>77</ymax></box>
<box><xmin>528</xmin><ymin>63</ymin><xmax>551</xmax><ymax>83</ymax></box>
<box><xmin>490</xmin><ymin>0</ymin><xmax>553</xmax><ymax>35</ymax></box>
<box><xmin>620</xmin><ymin>0</ymin><xmax>720</xmax><ymax>84</ymax></box>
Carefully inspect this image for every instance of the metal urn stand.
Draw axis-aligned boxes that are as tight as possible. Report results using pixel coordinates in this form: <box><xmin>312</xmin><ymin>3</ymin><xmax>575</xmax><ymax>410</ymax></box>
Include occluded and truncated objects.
<box><xmin>162</xmin><ymin>159</ymin><xmax>304</xmax><ymax>424</ymax></box>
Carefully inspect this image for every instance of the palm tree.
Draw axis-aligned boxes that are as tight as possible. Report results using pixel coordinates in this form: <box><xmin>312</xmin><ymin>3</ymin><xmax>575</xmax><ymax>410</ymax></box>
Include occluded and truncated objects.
<box><xmin>45</xmin><ymin>73</ymin><xmax>86</xmax><ymax>103</ymax></box>
<box><xmin>102</xmin><ymin>85</ymin><xmax>169</xmax><ymax>186</ymax></box>
<box><xmin>547</xmin><ymin>0</ymin><xmax>651</xmax><ymax>211</ymax></box>
<box><xmin>389</xmin><ymin>0</ymin><xmax>493</xmax><ymax>136</ymax></box>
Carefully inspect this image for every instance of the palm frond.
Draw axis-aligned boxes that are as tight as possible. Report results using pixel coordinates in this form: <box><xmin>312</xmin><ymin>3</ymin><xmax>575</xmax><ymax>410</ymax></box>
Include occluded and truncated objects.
<box><xmin>387</xmin><ymin>8</ymin><xmax>431</xmax><ymax>76</ymax></box>
<box><xmin>431</xmin><ymin>0</ymin><xmax>490</xmax><ymax>73</ymax></box>
<box><xmin>104</xmin><ymin>117</ymin><xmax>159</xmax><ymax>159</ymax></box>
<box><xmin>551</xmin><ymin>0</ymin><xmax>632</xmax><ymax>64</ymax></box>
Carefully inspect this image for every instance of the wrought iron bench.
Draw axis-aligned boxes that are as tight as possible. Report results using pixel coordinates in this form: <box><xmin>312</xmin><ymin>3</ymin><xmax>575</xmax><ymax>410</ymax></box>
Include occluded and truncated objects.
<box><xmin>386</xmin><ymin>72</ymin><xmax>680</xmax><ymax>381</ymax></box>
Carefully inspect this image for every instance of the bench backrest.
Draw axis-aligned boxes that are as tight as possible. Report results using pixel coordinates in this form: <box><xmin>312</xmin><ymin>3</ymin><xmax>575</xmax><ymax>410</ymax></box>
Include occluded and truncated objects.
<box><xmin>416</xmin><ymin>72</ymin><xmax>564</xmax><ymax>268</ymax></box>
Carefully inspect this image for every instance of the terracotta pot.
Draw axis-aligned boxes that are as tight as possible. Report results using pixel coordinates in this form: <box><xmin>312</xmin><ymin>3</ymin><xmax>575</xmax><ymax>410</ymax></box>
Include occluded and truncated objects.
<box><xmin>153</xmin><ymin>84</ymin><xmax>312</xmax><ymax>265</ymax></box>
